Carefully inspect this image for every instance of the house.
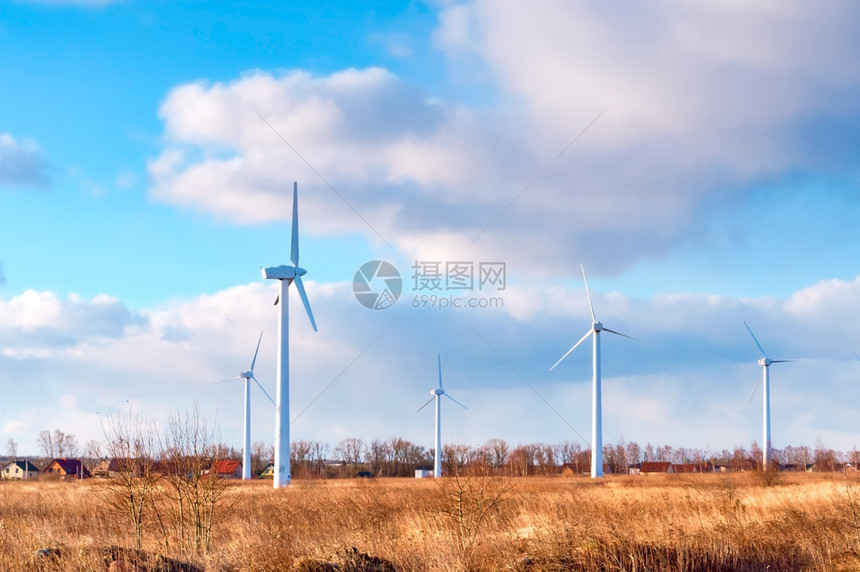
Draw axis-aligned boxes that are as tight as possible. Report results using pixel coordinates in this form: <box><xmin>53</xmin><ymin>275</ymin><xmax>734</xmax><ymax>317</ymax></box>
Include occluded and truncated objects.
<box><xmin>1</xmin><ymin>460</ymin><xmax>40</xmax><ymax>479</ymax></box>
<box><xmin>108</xmin><ymin>457</ymin><xmax>151</xmax><ymax>478</ymax></box>
<box><xmin>91</xmin><ymin>459</ymin><xmax>110</xmax><ymax>478</ymax></box>
<box><xmin>415</xmin><ymin>465</ymin><xmax>433</xmax><ymax>478</ymax></box>
<box><xmin>259</xmin><ymin>463</ymin><xmax>274</xmax><ymax>479</ymax></box>
<box><xmin>560</xmin><ymin>462</ymin><xmax>590</xmax><ymax>476</ymax></box>
<box><xmin>640</xmin><ymin>462</ymin><xmax>673</xmax><ymax>475</ymax></box>
<box><xmin>210</xmin><ymin>460</ymin><xmax>242</xmax><ymax>479</ymax></box>
<box><xmin>672</xmin><ymin>462</ymin><xmax>711</xmax><ymax>474</ymax></box>
<box><xmin>43</xmin><ymin>458</ymin><xmax>92</xmax><ymax>479</ymax></box>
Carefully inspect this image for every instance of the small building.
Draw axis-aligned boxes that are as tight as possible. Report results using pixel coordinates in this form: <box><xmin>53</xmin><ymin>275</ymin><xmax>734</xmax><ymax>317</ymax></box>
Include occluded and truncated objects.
<box><xmin>415</xmin><ymin>465</ymin><xmax>433</xmax><ymax>478</ymax></box>
<box><xmin>640</xmin><ymin>462</ymin><xmax>673</xmax><ymax>475</ymax></box>
<box><xmin>1</xmin><ymin>460</ymin><xmax>40</xmax><ymax>479</ymax></box>
<box><xmin>210</xmin><ymin>460</ymin><xmax>242</xmax><ymax>479</ymax></box>
<box><xmin>673</xmin><ymin>462</ymin><xmax>711</xmax><ymax>474</ymax></box>
<box><xmin>91</xmin><ymin>459</ymin><xmax>110</xmax><ymax>478</ymax></box>
<box><xmin>259</xmin><ymin>463</ymin><xmax>274</xmax><ymax>478</ymax></box>
<box><xmin>43</xmin><ymin>458</ymin><xmax>92</xmax><ymax>479</ymax></box>
<box><xmin>107</xmin><ymin>457</ymin><xmax>152</xmax><ymax>478</ymax></box>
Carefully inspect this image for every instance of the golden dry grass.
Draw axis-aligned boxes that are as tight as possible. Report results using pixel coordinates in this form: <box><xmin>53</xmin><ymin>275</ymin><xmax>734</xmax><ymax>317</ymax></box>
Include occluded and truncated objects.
<box><xmin>3</xmin><ymin>472</ymin><xmax>860</xmax><ymax>571</ymax></box>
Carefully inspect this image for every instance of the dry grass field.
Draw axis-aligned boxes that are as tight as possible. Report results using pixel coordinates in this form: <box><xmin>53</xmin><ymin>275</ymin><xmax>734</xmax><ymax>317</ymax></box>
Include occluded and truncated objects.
<box><xmin>3</xmin><ymin>471</ymin><xmax>860</xmax><ymax>571</ymax></box>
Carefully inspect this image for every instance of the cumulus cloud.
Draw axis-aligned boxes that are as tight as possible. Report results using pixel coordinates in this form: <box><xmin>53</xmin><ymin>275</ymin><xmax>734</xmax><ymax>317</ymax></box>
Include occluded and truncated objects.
<box><xmin>0</xmin><ymin>133</ymin><xmax>49</xmax><ymax>187</ymax></box>
<box><xmin>148</xmin><ymin>2</ymin><xmax>860</xmax><ymax>278</ymax></box>
<box><xmin>4</xmin><ymin>272</ymin><xmax>860</xmax><ymax>454</ymax></box>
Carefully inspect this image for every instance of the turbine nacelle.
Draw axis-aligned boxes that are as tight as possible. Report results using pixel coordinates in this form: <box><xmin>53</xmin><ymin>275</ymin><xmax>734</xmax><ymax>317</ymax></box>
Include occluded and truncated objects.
<box><xmin>433</xmin><ymin>388</ymin><xmax>444</xmax><ymax>396</ymax></box>
<box><xmin>261</xmin><ymin>265</ymin><xmax>306</xmax><ymax>280</ymax></box>
<box><xmin>758</xmin><ymin>357</ymin><xmax>771</xmax><ymax>367</ymax></box>
<box><xmin>593</xmin><ymin>321</ymin><xmax>603</xmax><ymax>332</ymax></box>
<box><xmin>241</xmin><ymin>370</ymin><xmax>254</xmax><ymax>379</ymax></box>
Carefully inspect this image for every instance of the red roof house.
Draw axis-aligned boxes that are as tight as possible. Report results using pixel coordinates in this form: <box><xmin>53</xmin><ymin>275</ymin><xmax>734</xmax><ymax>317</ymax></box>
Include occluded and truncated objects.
<box><xmin>210</xmin><ymin>460</ymin><xmax>242</xmax><ymax>479</ymax></box>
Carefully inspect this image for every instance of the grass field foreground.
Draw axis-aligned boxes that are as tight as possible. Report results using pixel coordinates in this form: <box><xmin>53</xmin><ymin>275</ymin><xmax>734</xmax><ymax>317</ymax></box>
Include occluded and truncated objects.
<box><xmin>2</xmin><ymin>472</ymin><xmax>860</xmax><ymax>571</ymax></box>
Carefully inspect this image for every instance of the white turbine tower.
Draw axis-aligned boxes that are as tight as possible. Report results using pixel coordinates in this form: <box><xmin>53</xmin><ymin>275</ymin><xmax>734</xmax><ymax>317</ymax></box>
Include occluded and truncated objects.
<box><xmin>417</xmin><ymin>354</ymin><xmax>467</xmax><ymax>478</ymax></box>
<box><xmin>550</xmin><ymin>265</ymin><xmax>634</xmax><ymax>478</ymax></box>
<box><xmin>262</xmin><ymin>182</ymin><xmax>317</xmax><ymax>488</ymax></box>
<box><xmin>744</xmin><ymin>321</ymin><xmax>792</xmax><ymax>470</ymax></box>
<box><xmin>212</xmin><ymin>330</ymin><xmax>275</xmax><ymax>480</ymax></box>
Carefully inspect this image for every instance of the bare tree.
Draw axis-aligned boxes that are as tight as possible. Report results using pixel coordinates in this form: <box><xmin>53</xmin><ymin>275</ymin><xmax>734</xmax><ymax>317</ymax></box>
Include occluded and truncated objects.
<box><xmin>98</xmin><ymin>408</ymin><xmax>159</xmax><ymax>549</ymax></box>
<box><xmin>485</xmin><ymin>438</ymin><xmax>509</xmax><ymax>471</ymax></box>
<box><xmin>334</xmin><ymin>438</ymin><xmax>365</xmax><ymax>476</ymax></box>
<box><xmin>84</xmin><ymin>439</ymin><xmax>104</xmax><ymax>461</ymax></box>
<box><xmin>38</xmin><ymin>429</ymin><xmax>79</xmax><ymax>458</ymax></box>
<box><xmin>6</xmin><ymin>438</ymin><xmax>17</xmax><ymax>458</ymax></box>
<box><xmin>366</xmin><ymin>439</ymin><xmax>389</xmax><ymax>477</ymax></box>
<box><xmin>37</xmin><ymin>429</ymin><xmax>56</xmax><ymax>458</ymax></box>
<box><xmin>311</xmin><ymin>441</ymin><xmax>330</xmax><ymax>478</ymax></box>
<box><xmin>292</xmin><ymin>440</ymin><xmax>313</xmax><ymax>478</ymax></box>
<box><xmin>158</xmin><ymin>405</ymin><xmax>228</xmax><ymax>555</ymax></box>
<box><xmin>250</xmin><ymin>440</ymin><xmax>269</xmax><ymax>476</ymax></box>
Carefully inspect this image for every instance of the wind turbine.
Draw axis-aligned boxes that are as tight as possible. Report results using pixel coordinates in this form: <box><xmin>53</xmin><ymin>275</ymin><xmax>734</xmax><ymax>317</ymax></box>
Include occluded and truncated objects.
<box><xmin>744</xmin><ymin>321</ymin><xmax>793</xmax><ymax>470</ymax></box>
<box><xmin>212</xmin><ymin>331</ymin><xmax>274</xmax><ymax>480</ymax></box>
<box><xmin>550</xmin><ymin>265</ymin><xmax>634</xmax><ymax>478</ymax></box>
<box><xmin>262</xmin><ymin>182</ymin><xmax>317</xmax><ymax>488</ymax></box>
<box><xmin>417</xmin><ymin>354</ymin><xmax>467</xmax><ymax>478</ymax></box>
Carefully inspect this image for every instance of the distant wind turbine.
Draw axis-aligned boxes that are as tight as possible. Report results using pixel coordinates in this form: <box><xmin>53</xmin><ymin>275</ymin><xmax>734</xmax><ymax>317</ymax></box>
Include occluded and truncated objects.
<box><xmin>417</xmin><ymin>354</ymin><xmax>467</xmax><ymax>478</ymax></box>
<box><xmin>744</xmin><ymin>321</ymin><xmax>793</xmax><ymax>469</ymax></box>
<box><xmin>262</xmin><ymin>182</ymin><xmax>318</xmax><ymax>488</ymax></box>
<box><xmin>550</xmin><ymin>265</ymin><xmax>634</xmax><ymax>478</ymax></box>
<box><xmin>212</xmin><ymin>330</ymin><xmax>274</xmax><ymax>480</ymax></box>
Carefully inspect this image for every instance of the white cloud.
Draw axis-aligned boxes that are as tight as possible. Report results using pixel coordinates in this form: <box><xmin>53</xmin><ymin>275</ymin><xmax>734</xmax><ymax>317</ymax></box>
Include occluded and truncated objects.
<box><xmin>147</xmin><ymin>2</ymin><xmax>860</xmax><ymax>278</ymax></box>
<box><xmin>0</xmin><ymin>133</ymin><xmax>49</xmax><ymax>187</ymax></box>
<box><xmin>4</xmin><ymin>273</ymin><xmax>860</xmax><ymax>455</ymax></box>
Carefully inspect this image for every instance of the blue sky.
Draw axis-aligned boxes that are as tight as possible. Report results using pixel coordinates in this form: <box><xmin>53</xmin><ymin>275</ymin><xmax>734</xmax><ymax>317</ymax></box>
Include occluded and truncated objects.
<box><xmin>3</xmin><ymin>0</ymin><xmax>860</xmax><ymax>460</ymax></box>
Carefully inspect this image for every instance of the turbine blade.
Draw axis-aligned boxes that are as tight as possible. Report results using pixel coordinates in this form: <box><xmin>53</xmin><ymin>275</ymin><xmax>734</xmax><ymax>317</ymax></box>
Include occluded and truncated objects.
<box><xmin>581</xmin><ymin>264</ymin><xmax>597</xmax><ymax>323</ymax></box>
<box><xmin>438</xmin><ymin>354</ymin><xmax>443</xmax><ymax>389</ymax></box>
<box><xmin>417</xmin><ymin>396</ymin><xmax>435</xmax><ymax>412</ymax></box>
<box><xmin>294</xmin><ymin>275</ymin><xmax>318</xmax><ymax>332</ymax></box>
<box><xmin>743</xmin><ymin>321</ymin><xmax>768</xmax><ymax>358</ymax></box>
<box><xmin>252</xmin><ymin>376</ymin><xmax>276</xmax><ymax>406</ymax></box>
<box><xmin>770</xmin><ymin>359</ymin><xmax>794</xmax><ymax>363</ymax></box>
<box><xmin>603</xmin><ymin>327</ymin><xmax>638</xmax><ymax>341</ymax></box>
<box><xmin>274</xmin><ymin>295</ymin><xmax>279</xmax><ymax>306</ymax></box>
<box><xmin>250</xmin><ymin>330</ymin><xmax>263</xmax><ymax>372</ymax></box>
<box><xmin>549</xmin><ymin>329</ymin><xmax>593</xmax><ymax>371</ymax></box>
<box><xmin>854</xmin><ymin>350</ymin><xmax>860</xmax><ymax>362</ymax></box>
<box><xmin>444</xmin><ymin>393</ymin><xmax>468</xmax><ymax>410</ymax></box>
<box><xmin>291</xmin><ymin>182</ymin><xmax>299</xmax><ymax>267</ymax></box>
<box><xmin>211</xmin><ymin>376</ymin><xmax>242</xmax><ymax>386</ymax></box>
<box><xmin>747</xmin><ymin>377</ymin><xmax>762</xmax><ymax>406</ymax></box>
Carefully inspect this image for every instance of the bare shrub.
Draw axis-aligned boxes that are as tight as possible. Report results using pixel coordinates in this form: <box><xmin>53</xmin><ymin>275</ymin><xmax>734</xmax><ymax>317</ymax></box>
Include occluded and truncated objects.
<box><xmin>156</xmin><ymin>405</ymin><xmax>230</xmax><ymax>556</ymax></box>
<box><xmin>96</xmin><ymin>407</ymin><xmax>160</xmax><ymax>549</ymax></box>
<box><xmin>434</xmin><ymin>471</ymin><xmax>515</xmax><ymax>567</ymax></box>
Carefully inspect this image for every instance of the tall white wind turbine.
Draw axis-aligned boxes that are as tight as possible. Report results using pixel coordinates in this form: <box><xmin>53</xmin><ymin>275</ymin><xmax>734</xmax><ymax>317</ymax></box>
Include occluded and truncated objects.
<box><xmin>417</xmin><ymin>354</ymin><xmax>467</xmax><ymax>478</ymax></box>
<box><xmin>212</xmin><ymin>330</ymin><xmax>275</xmax><ymax>480</ymax></box>
<box><xmin>262</xmin><ymin>182</ymin><xmax>318</xmax><ymax>488</ymax></box>
<box><xmin>744</xmin><ymin>321</ymin><xmax>792</xmax><ymax>470</ymax></box>
<box><xmin>550</xmin><ymin>265</ymin><xmax>634</xmax><ymax>478</ymax></box>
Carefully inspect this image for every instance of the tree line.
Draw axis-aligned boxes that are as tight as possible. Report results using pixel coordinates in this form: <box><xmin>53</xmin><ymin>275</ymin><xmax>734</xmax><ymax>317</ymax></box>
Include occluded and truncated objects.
<box><xmin>7</xmin><ymin>429</ymin><xmax>855</xmax><ymax>479</ymax></box>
